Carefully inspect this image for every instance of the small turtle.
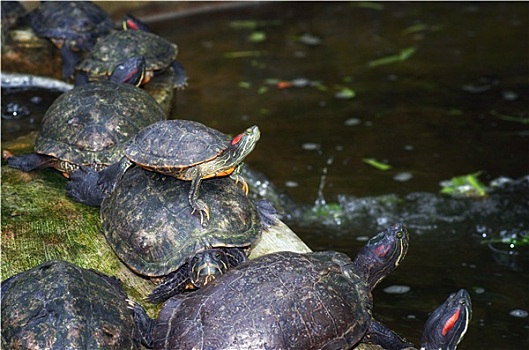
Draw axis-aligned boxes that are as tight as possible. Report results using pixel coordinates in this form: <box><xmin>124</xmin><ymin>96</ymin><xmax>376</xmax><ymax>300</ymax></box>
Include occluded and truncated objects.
<box><xmin>100</xmin><ymin>166</ymin><xmax>274</xmax><ymax>304</ymax></box>
<box><xmin>96</xmin><ymin>119</ymin><xmax>260</xmax><ymax>221</ymax></box>
<box><xmin>7</xmin><ymin>57</ymin><xmax>165</xmax><ymax>176</ymax></box>
<box><xmin>1</xmin><ymin>260</ymin><xmax>152</xmax><ymax>349</ymax></box>
<box><xmin>421</xmin><ymin>289</ymin><xmax>472</xmax><ymax>350</ymax></box>
<box><xmin>28</xmin><ymin>1</ymin><xmax>114</xmax><ymax>79</ymax></box>
<box><xmin>153</xmin><ymin>224</ymin><xmax>471</xmax><ymax>349</ymax></box>
<box><xmin>77</xmin><ymin>28</ymin><xmax>187</xmax><ymax>88</ymax></box>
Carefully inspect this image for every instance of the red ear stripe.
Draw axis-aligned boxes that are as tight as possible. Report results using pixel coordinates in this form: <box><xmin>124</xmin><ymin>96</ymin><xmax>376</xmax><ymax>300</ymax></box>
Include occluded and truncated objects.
<box><xmin>231</xmin><ymin>133</ymin><xmax>243</xmax><ymax>145</ymax></box>
<box><xmin>441</xmin><ymin>308</ymin><xmax>461</xmax><ymax>336</ymax></box>
<box><xmin>126</xmin><ymin>19</ymin><xmax>140</xmax><ymax>30</ymax></box>
<box><xmin>374</xmin><ymin>244</ymin><xmax>390</xmax><ymax>258</ymax></box>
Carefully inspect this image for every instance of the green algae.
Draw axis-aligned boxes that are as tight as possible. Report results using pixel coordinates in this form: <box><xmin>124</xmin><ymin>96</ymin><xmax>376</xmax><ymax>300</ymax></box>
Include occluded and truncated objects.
<box><xmin>1</xmin><ymin>136</ymin><xmax>158</xmax><ymax>316</ymax></box>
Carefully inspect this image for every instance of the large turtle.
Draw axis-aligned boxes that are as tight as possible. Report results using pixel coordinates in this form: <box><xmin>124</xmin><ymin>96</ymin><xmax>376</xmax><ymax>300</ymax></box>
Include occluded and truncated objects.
<box><xmin>95</xmin><ymin>119</ymin><xmax>260</xmax><ymax>222</ymax></box>
<box><xmin>77</xmin><ymin>28</ymin><xmax>187</xmax><ymax>88</ymax></box>
<box><xmin>100</xmin><ymin>166</ymin><xmax>274</xmax><ymax>304</ymax></box>
<box><xmin>1</xmin><ymin>260</ymin><xmax>152</xmax><ymax>349</ymax></box>
<box><xmin>28</xmin><ymin>1</ymin><xmax>114</xmax><ymax>79</ymax></box>
<box><xmin>7</xmin><ymin>57</ymin><xmax>165</xmax><ymax>176</ymax></box>
<box><xmin>153</xmin><ymin>224</ymin><xmax>472</xmax><ymax>349</ymax></box>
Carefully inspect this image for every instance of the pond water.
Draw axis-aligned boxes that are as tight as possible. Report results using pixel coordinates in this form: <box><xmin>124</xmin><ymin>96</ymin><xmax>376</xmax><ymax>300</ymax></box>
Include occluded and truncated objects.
<box><xmin>2</xmin><ymin>2</ymin><xmax>528</xmax><ymax>349</ymax></box>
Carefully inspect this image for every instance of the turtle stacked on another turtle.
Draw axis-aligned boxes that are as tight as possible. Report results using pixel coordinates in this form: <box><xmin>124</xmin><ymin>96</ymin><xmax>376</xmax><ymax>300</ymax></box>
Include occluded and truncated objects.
<box><xmin>28</xmin><ymin>1</ymin><xmax>114</xmax><ymax>80</ymax></box>
<box><xmin>6</xmin><ymin>56</ymin><xmax>166</xmax><ymax>177</ymax></box>
<box><xmin>76</xmin><ymin>23</ymin><xmax>188</xmax><ymax>89</ymax></box>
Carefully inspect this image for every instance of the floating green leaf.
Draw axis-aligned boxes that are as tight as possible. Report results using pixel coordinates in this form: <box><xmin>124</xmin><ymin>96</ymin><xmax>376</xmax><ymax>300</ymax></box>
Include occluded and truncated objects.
<box><xmin>238</xmin><ymin>81</ymin><xmax>251</xmax><ymax>89</ymax></box>
<box><xmin>229</xmin><ymin>20</ymin><xmax>281</xmax><ymax>30</ymax></box>
<box><xmin>223</xmin><ymin>51</ymin><xmax>263</xmax><ymax>58</ymax></box>
<box><xmin>440</xmin><ymin>171</ymin><xmax>488</xmax><ymax>197</ymax></box>
<box><xmin>363</xmin><ymin>158</ymin><xmax>392</xmax><ymax>171</ymax></box>
<box><xmin>491</xmin><ymin>111</ymin><xmax>529</xmax><ymax>124</ymax></box>
<box><xmin>334</xmin><ymin>86</ymin><xmax>356</xmax><ymax>99</ymax></box>
<box><xmin>368</xmin><ymin>47</ymin><xmax>416</xmax><ymax>67</ymax></box>
<box><xmin>249</xmin><ymin>31</ymin><xmax>266</xmax><ymax>43</ymax></box>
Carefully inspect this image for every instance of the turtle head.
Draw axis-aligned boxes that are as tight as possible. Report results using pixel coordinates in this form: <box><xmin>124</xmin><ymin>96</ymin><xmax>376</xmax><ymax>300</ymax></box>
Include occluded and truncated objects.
<box><xmin>109</xmin><ymin>56</ymin><xmax>146</xmax><ymax>87</ymax></box>
<box><xmin>225</xmin><ymin>125</ymin><xmax>261</xmax><ymax>165</ymax></box>
<box><xmin>420</xmin><ymin>289</ymin><xmax>472</xmax><ymax>350</ymax></box>
<box><xmin>189</xmin><ymin>249</ymin><xmax>230</xmax><ymax>288</ymax></box>
<box><xmin>353</xmin><ymin>223</ymin><xmax>409</xmax><ymax>290</ymax></box>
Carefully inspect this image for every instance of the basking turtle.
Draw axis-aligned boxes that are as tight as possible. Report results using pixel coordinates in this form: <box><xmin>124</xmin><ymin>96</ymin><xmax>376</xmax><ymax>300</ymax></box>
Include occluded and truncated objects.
<box><xmin>421</xmin><ymin>289</ymin><xmax>472</xmax><ymax>350</ymax></box>
<box><xmin>1</xmin><ymin>260</ymin><xmax>152</xmax><ymax>349</ymax></box>
<box><xmin>154</xmin><ymin>224</ymin><xmax>415</xmax><ymax>349</ymax></box>
<box><xmin>7</xmin><ymin>57</ymin><xmax>165</xmax><ymax>176</ymax></box>
<box><xmin>77</xmin><ymin>29</ymin><xmax>187</xmax><ymax>88</ymax></box>
<box><xmin>96</xmin><ymin>119</ymin><xmax>260</xmax><ymax>221</ymax></box>
<box><xmin>100</xmin><ymin>166</ymin><xmax>274</xmax><ymax>304</ymax></box>
<box><xmin>28</xmin><ymin>1</ymin><xmax>114</xmax><ymax>79</ymax></box>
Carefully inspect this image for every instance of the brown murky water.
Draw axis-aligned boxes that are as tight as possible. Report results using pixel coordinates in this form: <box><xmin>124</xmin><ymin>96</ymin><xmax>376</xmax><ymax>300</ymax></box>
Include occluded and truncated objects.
<box><xmin>2</xmin><ymin>2</ymin><xmax>528</xmax><ymax>349</ymax></box>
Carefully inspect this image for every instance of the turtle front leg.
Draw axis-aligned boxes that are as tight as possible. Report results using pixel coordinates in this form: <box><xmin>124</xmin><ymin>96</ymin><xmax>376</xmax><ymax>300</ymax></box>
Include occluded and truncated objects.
<box><xmin>6</xmin><ymin>153</ymin><xmax>58</xmax><ymax>172</ymax></box>
<box><xmin>169</xmin><ymin>61</ymin><xmax>188</xmax><ymax>89</ymax></box>
<box><xmin>59</xmin><ymin>44</ymin><xmax>81</xmax><ymax>80</ymax></box>
<box><xmin>362</xmin><ymin>319</ymin><xmax>415</xmax><ymax>349</ymax></box>
<box><xmin>128</xmin><ymin>299</ymin><xmax>155</xmax><ymax>349</ymax></box>
<box><xmin>146</xmin><ymin>267</ymin><xmax>191</xmax><ymax>304</ymax></box>
<box><xmin>230</xmin><ymin>163</ymin><xmax>249</xmax><ymax>194</ymax></box>
<box><xmin>188</xmin><ymin>173</ymin><xmax>210</xmax><ymax>223</ymax></box>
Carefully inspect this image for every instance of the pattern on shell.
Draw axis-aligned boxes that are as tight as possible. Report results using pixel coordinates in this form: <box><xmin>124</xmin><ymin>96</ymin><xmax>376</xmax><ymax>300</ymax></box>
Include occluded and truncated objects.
<box><xmin>101</xmin><ymin>166</ymin><xmax>261</xmax><ymax>277</ymax></box>
<box><xmin>77</xmin><ymin>30</ymin><xmax>178</xmax><ymax>77</ymax></box>
<box><xmin>1</xmin><ymin>260</ymin><xmax>141</xmax><ymax>349</ymax></box>
<box><xmin>125</xmin><ymin>119</ymin><xmax>231</xmax><ymax>169</ymax></box>
<box><xmin>154</xmin><ymin>251</ymin><xmax>370</xmax><ymax>350</ymax></box>
<box><xmin>35</xmin><ymin>81</ymin><xmax>166</xmax><ymax>167</ymax></box>
<box><xmin>29</xmin><ymin>1</ymin><xmax>114</xmax><ymax>50</ymax></box>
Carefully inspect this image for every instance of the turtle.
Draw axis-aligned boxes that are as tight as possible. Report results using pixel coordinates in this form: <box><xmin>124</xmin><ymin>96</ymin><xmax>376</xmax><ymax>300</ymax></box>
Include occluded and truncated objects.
<box><xmin>7</xmin><ymin>56</ymin><xmax>165</xmax><ymax>177</ymax></box>
<box><xmin>1</xmin><ymin>260</ymin><xmax>152</xmax><ymax>349</ymax></box>
<box><xmin>153</xmin><ymin>224</ymin><xmax>472</xmax><ymax>350</ymax></box>
<box><xmin>94</xmin><ymin>119</ymin><xmax>260</xmax><ymax>222</ymax></box>
<box><xmin>76</xmin><ymin>28</ymin><xmax>188</xmax><ymax>88</ymax></box>
<box><xmin>420</xmin><ymin>289</ymin><xmax>472</xmax><ymax>350</ymax></box>
<box><xmin>28</xmin><ymin>1</ymin><xmax>114</xmax><ymax>79</ymax></box>
<box><xmin>99</xmin><ymin>165</ymin><xmax>275</xmax><ymax>304</ymax></box>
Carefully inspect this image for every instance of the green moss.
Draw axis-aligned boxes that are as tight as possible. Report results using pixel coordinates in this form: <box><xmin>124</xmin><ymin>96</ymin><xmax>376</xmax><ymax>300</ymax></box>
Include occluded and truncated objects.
<box><xmin>1</xmin><ymin>140</ymin><xmax>158</xmax><ymax>316</ymax></box>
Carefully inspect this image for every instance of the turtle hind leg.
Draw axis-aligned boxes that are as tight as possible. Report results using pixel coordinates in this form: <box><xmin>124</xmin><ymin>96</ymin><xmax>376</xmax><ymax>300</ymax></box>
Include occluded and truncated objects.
<box><xmin>66</xmin><ymin>166</ymin><xmax>106</xmax><ymax>207</ymax></box>
<box><xmin>146</xmin><ymin>268</ymin><xmax>190</xmax><ymax>304</ymax></box>
<box><xmin>6</xmin><ymin>153</ymin><xmax>57</xmax><ymax>172</ymax></box>
<box><xmin>169</xmin><ymin>61</ymin><xmax>188</xmax><ymax>89</ymax></box>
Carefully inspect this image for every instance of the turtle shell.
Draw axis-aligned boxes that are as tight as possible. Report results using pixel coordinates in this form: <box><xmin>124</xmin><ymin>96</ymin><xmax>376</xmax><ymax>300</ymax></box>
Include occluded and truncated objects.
<box><xmin>1</xmin><ymin>260</ymin><xmax>142</xmax><ymax>349</ymax></box>
<box><xmin>29</xmin><ymin>1</ymin><xmax>114</xmax><ymax>51</ymax></box>
<box><xmin>155</xmin><ymin>251</ymin><xmax>371</xmax><ymax>349</ymax></box>
<box><xmin>35</xmin><ymin>81</ymin><xmax>166</xmax><ymax>170</ymax></box>
<box><xmin>100</xmin><ymin>166</ymin><xmax>262</xmax><ymax>277</ymax></box>
<box><xmin>77</xmin><ymin>30</ymin><xmax>178</xmax><ymax>78</ymax></box>
<box><xmin>124</xmin><ymin>119</ymin><xmax>231</xmax><ymax>172</ymax></box>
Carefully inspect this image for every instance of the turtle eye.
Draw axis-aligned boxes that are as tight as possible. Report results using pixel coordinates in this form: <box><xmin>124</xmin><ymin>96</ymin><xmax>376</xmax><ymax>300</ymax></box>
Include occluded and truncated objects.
<box><xmin>396</xmin><ymin>231</ymin><xmax>403</xmax><ymax>239</ymax></box>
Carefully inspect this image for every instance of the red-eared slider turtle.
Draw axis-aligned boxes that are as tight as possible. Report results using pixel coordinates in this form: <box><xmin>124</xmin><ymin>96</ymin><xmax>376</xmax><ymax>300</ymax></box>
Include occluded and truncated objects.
<box><xmin>100</xmin><ymin>166</ymin><xmax>274</xmax><ymax>304</ymax></box>
<box><xmin>28</xmin><ymin>1</ymin><xmax>114</xmax><ymax>79</ymax></box>
<box><xmin>7</xmin><ymin>57</ymin><xmax>165</xmax><ymax>176</ymax></box>
<box><xmin>98</xmin><ymin>119</ymin><xmax>260</xmax><ymax>222</ymax></box>
<box><xmin>154</xmin><ymin>224</ymin><xmax>416</xmax><ymax>349</ymax></box>
<box><xmin>1</xmin><ymin>260</ymin><xmax>152</xmax><ymax>349</ymax></box>
<box><xmin>77</xmin><ymin>28</ymin><xmax>187</xmax><ymax>88</ymax></box>
<box><xmin>421</xmin><ymin>289</ymin><xmax>472</xmax><ymax>350</ymax></box>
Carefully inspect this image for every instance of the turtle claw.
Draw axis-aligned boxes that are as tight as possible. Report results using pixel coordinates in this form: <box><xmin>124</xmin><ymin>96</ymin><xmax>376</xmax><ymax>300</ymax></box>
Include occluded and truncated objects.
<box><xmin>191</xmin><ymin>199</ymin><xmax>210</xmax><ymax>225</ymax></box>
<box><xmin>232</xmin><ymin>175</ymin><xmax>249</xmax><ymax>195</ymax></box>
